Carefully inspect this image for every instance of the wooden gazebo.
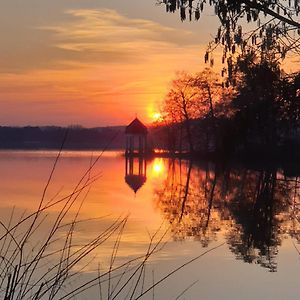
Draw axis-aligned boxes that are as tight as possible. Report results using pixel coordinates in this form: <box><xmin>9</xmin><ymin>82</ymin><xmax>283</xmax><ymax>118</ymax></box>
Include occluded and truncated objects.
<box><xmin>125</xmin><ymin>118</ymin><xmax>148</xmax><ymax>156</ymax></box>
<box><xmin>125</xmin><ymin>157</ymin><xmax>147</xmax><ymax>193</ymax></box>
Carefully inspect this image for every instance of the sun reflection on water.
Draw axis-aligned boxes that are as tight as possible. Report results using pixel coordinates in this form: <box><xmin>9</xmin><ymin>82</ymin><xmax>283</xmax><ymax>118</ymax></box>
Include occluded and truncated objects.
<box><xmin>152</xmin><ymin>158</ymin><xmax>164</xmax><ymax>177</ymax></box>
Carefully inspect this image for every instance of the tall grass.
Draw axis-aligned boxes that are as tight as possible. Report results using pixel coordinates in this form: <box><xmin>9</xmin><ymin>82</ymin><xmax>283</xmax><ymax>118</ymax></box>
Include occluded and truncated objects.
<box><xmin>0</xmin><ymin>137</ymin><xmax>223</xmax><ymax>299</ymax></box>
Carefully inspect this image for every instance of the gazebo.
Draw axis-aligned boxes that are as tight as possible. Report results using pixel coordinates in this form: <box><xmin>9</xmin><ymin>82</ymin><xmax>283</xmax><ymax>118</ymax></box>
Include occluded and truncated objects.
<box><xmin>125</xmin><ymin>157</ymin><xmax>147</xmax><ymax>193</ymax></box>
<box><xmin>125</xmin><ymin>118</ymin><xmax>148</xmax><ymax>156</ymax></box>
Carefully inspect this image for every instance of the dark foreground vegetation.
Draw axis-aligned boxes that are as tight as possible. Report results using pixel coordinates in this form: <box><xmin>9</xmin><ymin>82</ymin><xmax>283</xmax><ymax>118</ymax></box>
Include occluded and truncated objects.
<box><xmin>0</xmin><ymin>148</ymin><xmax>225</xmax><ymax>300</ymax></box>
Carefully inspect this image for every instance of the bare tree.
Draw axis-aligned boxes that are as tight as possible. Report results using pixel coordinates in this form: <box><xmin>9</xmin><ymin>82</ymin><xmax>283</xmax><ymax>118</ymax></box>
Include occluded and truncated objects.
<box><xmin>162</xmin><ymin>69</ymin><xmax>234</xmax><ymax>153</ymax></box>
<box><xmin>163</xmin><ymin>71</ymin><xmax>201</xmax><ymax>153</ymax></box>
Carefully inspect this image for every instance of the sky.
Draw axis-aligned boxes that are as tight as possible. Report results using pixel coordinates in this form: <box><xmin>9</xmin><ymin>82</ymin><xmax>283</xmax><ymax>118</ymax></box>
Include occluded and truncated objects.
<box><xmin>0</xmin><ymin>0</ymin><xmax>299</xmax><ymax>127</ymax></box>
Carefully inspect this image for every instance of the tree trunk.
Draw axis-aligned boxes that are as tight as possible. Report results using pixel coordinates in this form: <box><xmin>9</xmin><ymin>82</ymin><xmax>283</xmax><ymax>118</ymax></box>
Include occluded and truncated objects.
<box><xmin>185</xmin><ymin>118</ymin><xmax>194</xmax><ymax>154</ymax></box>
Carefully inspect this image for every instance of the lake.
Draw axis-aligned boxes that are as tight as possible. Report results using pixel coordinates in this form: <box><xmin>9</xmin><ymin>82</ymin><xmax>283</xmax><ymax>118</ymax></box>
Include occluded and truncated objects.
<box><xmin>0</xmin><ymin>150</ymin><xmax>300</xmax><ymax>300</ymax></box>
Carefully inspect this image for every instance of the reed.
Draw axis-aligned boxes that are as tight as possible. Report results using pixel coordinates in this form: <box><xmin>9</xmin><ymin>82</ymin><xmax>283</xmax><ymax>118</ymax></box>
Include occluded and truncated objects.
<box><xmin>0</xmin><ymin>136</ymin><xmax>222</xmax><ymax>299</ymax></box>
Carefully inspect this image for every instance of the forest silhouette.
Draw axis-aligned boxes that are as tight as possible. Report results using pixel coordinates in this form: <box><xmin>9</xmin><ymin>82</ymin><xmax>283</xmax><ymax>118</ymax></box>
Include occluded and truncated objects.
<box><xmin>152</xmin><ymin>53</ymin><xmax>300</xmax><ymax>162</ymax></box>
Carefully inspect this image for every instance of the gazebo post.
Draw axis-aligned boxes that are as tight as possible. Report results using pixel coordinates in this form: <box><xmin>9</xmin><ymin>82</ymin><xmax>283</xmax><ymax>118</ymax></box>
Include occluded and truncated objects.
<box><xmin>129</xmin><ymin>156</ymin><xmax>133</xmax><ymax>174</ymax></box>
<box><xmin>138</xmin><ymin>135</ymin><xmax>142</xmax><ymax>155</ymax></box>
<box><xmin>125</xmin><ymin>136</ymin><xmax>129</xmax><ymax>155</ymax></box>
<box><xmin>144</xmin><ymin>135</ymin><xmax>147</xmax><ymax>155</ymax></box>
<box><xmin>125</xmin><ymin>155</ymin><xmax>128</xmax><ymax>174</ymax></box>
<box><xmin>130</xmin><ymin>135</ymin><xmax>133</xmax><ymax>155</ymax></box>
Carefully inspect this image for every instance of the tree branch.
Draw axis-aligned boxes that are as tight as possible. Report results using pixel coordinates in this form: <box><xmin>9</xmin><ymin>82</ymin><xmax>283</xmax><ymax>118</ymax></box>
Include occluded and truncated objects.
<box><xmin>243</xmin><ymin>0</ymin><xmax>300</xmax><ymax>29</ymax></box>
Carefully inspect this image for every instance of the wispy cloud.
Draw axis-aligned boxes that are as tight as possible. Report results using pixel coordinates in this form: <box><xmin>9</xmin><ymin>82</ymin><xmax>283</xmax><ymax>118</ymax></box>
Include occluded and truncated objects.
<box><xmin>40</xmin><ymin>8</ymin><xmax>199</xmax><ymax>64</ymax></box>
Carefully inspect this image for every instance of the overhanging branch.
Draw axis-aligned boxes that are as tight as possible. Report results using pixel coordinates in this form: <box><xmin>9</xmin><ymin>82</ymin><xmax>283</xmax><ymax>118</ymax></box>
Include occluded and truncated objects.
<box><xmin>243</xmin><ymin>0</ymin><xmax>300</xmax><ymax>29</ymax></box>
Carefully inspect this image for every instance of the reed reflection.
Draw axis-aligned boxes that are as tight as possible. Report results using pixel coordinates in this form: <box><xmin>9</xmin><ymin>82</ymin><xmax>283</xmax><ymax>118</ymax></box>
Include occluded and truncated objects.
<box><xmin>154</xmin><ymin>160</ymin><xmax>300</xmax><ymax>271</ymax></box>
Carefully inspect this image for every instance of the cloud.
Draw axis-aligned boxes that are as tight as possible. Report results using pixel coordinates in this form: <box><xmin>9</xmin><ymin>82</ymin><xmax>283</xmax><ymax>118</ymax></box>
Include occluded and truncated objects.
<box><xmin>40</xmin><ymin>8</ymin><xmax>199</xmax><ymax>64</ymax></box>
<box><xmin>0</xmin><ymin>8</ymin><xmax>207</xmax><ymax>126</ymax></box>
<box><xmin>0</xmin><ymin>7</ymin><xmax>201</xmax><ymax>74</ymax></box>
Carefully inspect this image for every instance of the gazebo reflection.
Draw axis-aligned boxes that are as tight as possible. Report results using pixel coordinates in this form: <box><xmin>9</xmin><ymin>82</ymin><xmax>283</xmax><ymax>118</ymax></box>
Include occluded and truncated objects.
<box><xmin>125</xmin><ymin>156</ymin><xmax>147</xmax><ymax>193</ymax></box>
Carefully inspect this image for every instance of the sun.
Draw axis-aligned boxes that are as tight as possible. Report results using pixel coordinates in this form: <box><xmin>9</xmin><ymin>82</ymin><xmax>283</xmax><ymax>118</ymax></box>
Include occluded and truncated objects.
<box><xmin>151</xmin><ymin>112</ymin><xmax>162</xmax><ymax>122</ymax></box>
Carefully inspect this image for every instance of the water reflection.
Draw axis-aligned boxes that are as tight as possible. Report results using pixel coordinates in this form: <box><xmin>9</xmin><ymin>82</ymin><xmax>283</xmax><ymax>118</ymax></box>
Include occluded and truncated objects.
<box><xmin>153</xmin><ymin>160</ymin><xmax>300</xmax><ymax>272</ymax></box>
<box><xmin>3</xmin><ymin>151</ymin><xmax>300</xmax><ymax>299</ymax></box>
<box><xmin>125</xmin><ymin>156</ymin><xmax>147</xmax><ymax>193</ymax></box>
<box><xmin>151</xmin><ymin>158</ymin><xmax>165</xmax><ymax>177</ymax></box>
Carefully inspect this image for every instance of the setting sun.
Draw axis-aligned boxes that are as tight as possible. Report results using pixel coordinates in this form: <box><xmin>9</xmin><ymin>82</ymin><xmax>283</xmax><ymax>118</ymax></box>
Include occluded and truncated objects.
<box><xmin>151</xmin><ymin>112</ymin><xmax>162</xmax><ymax>122</ymax></box>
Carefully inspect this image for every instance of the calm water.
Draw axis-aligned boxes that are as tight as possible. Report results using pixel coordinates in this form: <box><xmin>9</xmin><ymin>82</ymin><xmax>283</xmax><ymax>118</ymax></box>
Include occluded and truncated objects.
<box><xmin>0</xmin><ymin>150</ymin><xmax>300</xmax><ymax>299</ymax></box>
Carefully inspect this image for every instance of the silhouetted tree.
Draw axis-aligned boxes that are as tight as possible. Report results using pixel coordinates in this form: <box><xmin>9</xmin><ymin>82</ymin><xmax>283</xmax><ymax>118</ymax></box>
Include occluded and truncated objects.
<box><xmin>230</xmin><ymin>52</ymin><xmax>300</xmax><ymax>152</ymax></box>
<box><xmin>193</xmin><ymin>68</ymin><xmax>235</xmax><ymax>152</ymax></box>
<box><xmin>162</xmin><ymin>71</ymin><xmax>200</xmax><ymax>153</ymax></box>
<box><xmin>279</xmin><ymin>71</ymin><xmax>300</xmax><ymax>131</ymax></box>
<box><xmin>158</xmin><ymin>0</ymin><xmax>300</xmax><ymax>60</ymax></box>
<box><xmin>162</xmin><ymin>69</ymin><xmax>234</xmax><ymax>153</ymax></box>
<box><xmin>232</xmin><ymin>53</ymin><xmax>282</xmax><ymax>147</ymax></box>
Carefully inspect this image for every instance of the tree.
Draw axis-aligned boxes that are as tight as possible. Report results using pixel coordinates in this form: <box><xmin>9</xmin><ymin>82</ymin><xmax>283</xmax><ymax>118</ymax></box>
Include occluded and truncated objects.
<box><xmin>158</xmin><ymin>0</ymin><xmax>300</xmax><ymax>75</ymax></box>
<box><xmin>279</xmin><ymin>71</ymin><xmax>300</xmax><ymax>130</ymax></box>
<box><xmin>162</xmin><ymin>69</ymin><xmax>234</xmax><ymax>153</ymax></box>
<box><xmin>234</xmin><ymin>55</ymin><xmax>281</xmax><ymax>148</ymax></box>
<box><xmin>163</xmin><ymin>71</ymin><xmax>202</xmax><ymax>153</ymax></box>
<box><xmin>193</xmin><ymin>68</ymin><xmax>235</xmax><ymax>118</ymax></box>
<box><xmin>230</xmin><ymin>52</ymin><xmax>300</xmax><ymax>150</ymax></box>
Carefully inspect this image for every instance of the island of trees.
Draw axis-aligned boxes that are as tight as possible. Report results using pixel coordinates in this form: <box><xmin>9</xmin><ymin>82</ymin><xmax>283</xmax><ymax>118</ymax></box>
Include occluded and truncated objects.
<box><xmin>152</xmin><ymin>53</ymin><xmax>300</xmax><ymax>161</ymax></box>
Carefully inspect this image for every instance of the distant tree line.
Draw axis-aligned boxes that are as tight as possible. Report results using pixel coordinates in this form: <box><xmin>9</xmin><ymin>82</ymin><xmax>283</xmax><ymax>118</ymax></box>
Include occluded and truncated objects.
<box><xmin>0</xmin><ymin>126</ymin><xmax>125</xmax><ymax>150</ymax></box>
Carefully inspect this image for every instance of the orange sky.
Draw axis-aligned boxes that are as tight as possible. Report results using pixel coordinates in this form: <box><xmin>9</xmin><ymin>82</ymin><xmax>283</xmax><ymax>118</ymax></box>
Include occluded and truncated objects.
<box><xmin>0</xmin><ymin>1</ymin><xmax>299</xmax><ymax>127</ymax></box>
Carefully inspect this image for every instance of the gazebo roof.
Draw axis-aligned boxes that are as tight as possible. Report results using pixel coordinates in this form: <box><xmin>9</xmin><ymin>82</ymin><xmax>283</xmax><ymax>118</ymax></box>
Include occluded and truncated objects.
<box><xmin>125</xmin><ymin>175</ymin><xmax>147</xmax><ymax>193</ymax></box>
<box><xmin>125</xmin><ymin>118</ymin><xmax>148</xmax><ymax>135</ymax></box>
